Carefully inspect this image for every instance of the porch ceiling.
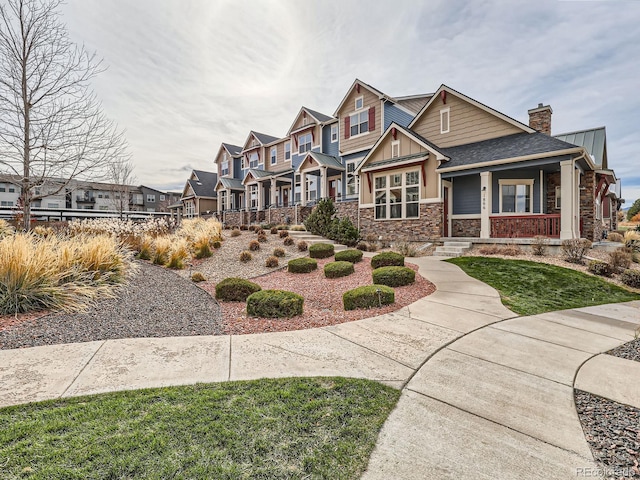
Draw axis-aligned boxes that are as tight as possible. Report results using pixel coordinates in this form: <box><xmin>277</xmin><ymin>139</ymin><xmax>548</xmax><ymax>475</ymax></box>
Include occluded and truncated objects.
<box><xmin>441</xmin><ymin>156</ymin><xmax>563</xmax><ymax>179</ymax></box>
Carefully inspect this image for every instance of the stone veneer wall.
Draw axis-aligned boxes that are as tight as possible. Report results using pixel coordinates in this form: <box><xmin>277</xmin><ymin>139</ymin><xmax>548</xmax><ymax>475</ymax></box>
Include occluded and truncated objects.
<box><xmin>267</xmin><ymin>206</ymin><xmax>313</xmax><ymax>226</ymax></box>
<box><xmin>546</xmin><ymin>172</ymin><xmax>561</xmax><ymax>215</ymax></box>
<box><xmin>359</xmin><ymin>203</ymin><xmax>443</xmax><ymax>242</ymax></box>
<box><xmin>452</xmin><ymin>218</ymin><xmax>481</xmax><ymax>237</ymax></box>
<box><xmin>580</xmin><ymin>170</ymin><xmax>603</xmax><ymax>242</ymax></box>
<box><xmin>334</xmin><ymin>200</ymin><xmax>359</xmax><ymax>226</ymax></box>
<box><xmin>223</xmin><ymin>211</ymin><xmax>244</xmax><ymax>227</ymax></box>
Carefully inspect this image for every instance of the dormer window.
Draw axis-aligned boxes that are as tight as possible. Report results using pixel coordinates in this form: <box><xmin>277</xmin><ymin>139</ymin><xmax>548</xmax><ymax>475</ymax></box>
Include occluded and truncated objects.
<box><xmin>355</xmin><ymin>96</ymin><xmax>364</xmax><ymax>110</ymax></box>
<box><xmin>270</xmin><ymin>147</ymin><xmax>277</xmax><ymax>165</ymax></box>
<box><xmin>440</xmin><ymin>107</ymin><xmax>450</xmax><ymax>134</ymax></box>
<box><xmin>391</xmin><ymin>140</ymin><xmax>400</xmax><ymax>158</ymax></box>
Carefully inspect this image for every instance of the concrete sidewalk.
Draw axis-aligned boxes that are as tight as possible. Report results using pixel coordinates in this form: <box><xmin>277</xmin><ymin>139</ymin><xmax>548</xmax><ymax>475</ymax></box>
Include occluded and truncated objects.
<box><xmin>1</xmin><ymin>256</ymin><xmax>639</xmax><ymax>479</ymax></box>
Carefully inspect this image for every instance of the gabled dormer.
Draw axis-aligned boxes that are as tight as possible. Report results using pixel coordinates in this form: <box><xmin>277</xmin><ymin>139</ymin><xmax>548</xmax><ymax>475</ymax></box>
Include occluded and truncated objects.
<box><xmin>409</xmin><ymin>85</ymin><xmax>534</xmax><ymax>148</ymax></box>
<box><xmin>240</xmin><ymin>131</ymin><xmax>279</xmax><ymax>171</ymax></box>
<box><xmin>215</xmin><ymin>143</ymin><xmax>242</xmax><ymax>179</ymax></box>
<box><xmin>287</xmin><ymin>107</ymin><xmax>333</xmax><ymax>161</ymax></box>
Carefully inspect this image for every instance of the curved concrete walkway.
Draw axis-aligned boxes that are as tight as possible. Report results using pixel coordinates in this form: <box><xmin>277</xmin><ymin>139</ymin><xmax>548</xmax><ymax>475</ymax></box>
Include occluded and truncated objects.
<box><xmin>1</xmin><ymin>257</ymin><xmax>639</xmax><ymax>479</ymax></box>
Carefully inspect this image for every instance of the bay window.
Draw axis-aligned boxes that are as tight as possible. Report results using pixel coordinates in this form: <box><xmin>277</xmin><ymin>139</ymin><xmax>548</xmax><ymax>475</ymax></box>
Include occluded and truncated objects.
<box><xmin>374</xmin><ymin>170</ymin><xmax>420</xmax><ymax>220</ymax></box>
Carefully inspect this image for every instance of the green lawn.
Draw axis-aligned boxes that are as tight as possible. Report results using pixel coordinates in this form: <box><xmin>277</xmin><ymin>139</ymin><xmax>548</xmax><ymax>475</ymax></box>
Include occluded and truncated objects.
<box><xmin>0</xmin><ymin>377</ymin><xmax>399</xmax><ymax>480</ymax></box>
<box><xmin>447</xmin><ymin>256</ymin><xmax>640</xmax><ymax>316</ymax></box>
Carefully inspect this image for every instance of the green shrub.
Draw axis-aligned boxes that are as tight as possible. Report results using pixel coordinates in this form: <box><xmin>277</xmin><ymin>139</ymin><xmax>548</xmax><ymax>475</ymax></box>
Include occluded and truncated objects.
<box><xmin>587</xmin><ymin>260</ymin><xmax>612</xmax><ymax>277</ymax></box>
<box><xmin>304</xmin><ymin>198</ymin><xmax>336</xmax><ymax>237</ymax></box>
<box><xmin>371</xmin><ymin>252</ymin><xmax>405</xmax><ymax>269</ymax></box>
<box><xmin>343</xmin><ymin>285</ymin><xmax>395</xmax><ymax>311</ymax></box>
<box><xmin>324</xmin><ymin>261</ymin><xmax>355</xmax><ymax>279</ymax></box>
<box><xmin>561</xmin><ymin>239</ymin><xmax>592</xmax><ymax>264</ymax></box>
<box><xmin>328</xmin><ymin>217</ymin><xmax>361</xmax><ymax>247</ymax></box>
<box><xmin>265</xmin><ymin>256</ymin><xmax>279</xmax><ymax>268</ymax></box>
<box><xmin>215</xmin><ymin>277</ymin><xmax>261</xmax><ymax>301</ymax></box>
<box><xmin>372</xmin><ymin>266</ymin><xmax>416</xmax><ymax>287</ymax></box>
<box><xmin>191</xmin><ymin>272</ymin><xmax>206</xmax><ymax>282</ymax></box>
<box><xmin>309</xmin><ymin>243</ymin><xmax>335</xmax><ymax>259</ymax></box>
<box><xmin>246</xmin><ymin>290</ymin><xmax>304</xmax><ymax>318</ymax></box>
<box><xmin>290</xmin><ymin>225</ymin><xmax>305</xmax><ymax>231</ymax></box>
<box><xmin>248</xmin><ymin>239</ymin><xmax>260</xmax><ymax>251</ymax></box>
<box><xmin>288</xmin><ymin>257</ymin><xmax>317</xmax><ymax>273</ymax></box>
<box><xmin>273</xmin><ymin>247</ymin><xmax>285</xmax><ymax>257</ymax></box>
<box><xmin>620</xmin><ymin>269</ymin><xmax>640</xmax><ymax>288</ymax></box>
<box><xmin>239</xmin><ymin>250</ymin><xmax>252</xmax><ymax>263</ymax></box>
<box><xmin>283</xmin><ymin>236</ymin><xmax>294</xmax><ymax>246</ymax></box>
<box><xmin>297</xmin><ymin>240</ymin><xmax>308</xmax><ymax>252</ymax></box>
<box><xmin>335</xmin><ymin>249</ymin><xmax>363</xmax><ymax>263</ymax></box>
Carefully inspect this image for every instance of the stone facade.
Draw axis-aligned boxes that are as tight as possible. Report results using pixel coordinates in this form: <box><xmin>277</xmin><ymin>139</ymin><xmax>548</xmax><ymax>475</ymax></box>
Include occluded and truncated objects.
<box><xmin>334</xmin><ymin>200</ymin><xmax>359</xmax><ymax>226</ymax></box>
<box><xmin>580</xmin><ymin>170</ymin><xmax>603</xmax><ymax>242</ymax></box>
<box><xmin>359</xmin><ymin>203</ymin><xmax>443</xmax><ymax>242</ymax></box>
<box><xmin>528</xmin><ymin>104</ymin><xmax>552</xmax><ymax>135</ymax></box>
<box><xmin>546</xmin><ymin>172</ymin><xmax>561</xmax><ymax>215</ymax></box>
<box><xmin>452</xmin><ymin>218</ymin><xmax>481</xmax><ymax>237</ymax></box>
<box><xmin>266</xmin><ymin>205</ymin><xmax>312</xmax><ymax>226</ymax></box>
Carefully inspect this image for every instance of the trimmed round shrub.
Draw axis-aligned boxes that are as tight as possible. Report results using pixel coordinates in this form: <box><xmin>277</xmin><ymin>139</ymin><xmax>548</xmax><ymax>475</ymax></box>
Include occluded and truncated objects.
<box><xmin>288</xmin><ymin>257</ymin><xmax>318</xmax><ymax>273</ymax></box>
<box><xmin>283</xmin><ymin>236</ymin><xmax>294</xmax><ymax>246</ymax></box>
<box><xmin>587</xmin><ymin>260</ymin><xmax>613</xmax><ymax>277</ymax></box>
<box><xmin>279</xmin><ymin>230</ymin><xmax>290</xmax><ymax>238</ymax></box>
<box><xmin>215</xmin><ymin>277</ymin><xmax>261</xmax><ymax>301</ymax></box>
<box><xmin>309</xmin><ymin>243</ymin><xmax>335</xmax><ymax>259</ymax></box>
<box><xmin>343</xmin><ymin>285</ymin><xmax>395</xmax><ymax>311</ymax></box>
<box><xmin>371</xmin><ymin>252</ymin><xmax>405</xmax><ymax>269</ymax></box>
<box><xmin>257</xmin><ymin>233</ymin><xmax>268</xmax><ymax>243</ymax></box>
<box><xmin>335</xmin><ymin>249</ymin><xmax>363</xmax><ymax>263</ymax></box>
<box><xmin>620</xmin><ymin>269</ymin><xmax>640</xmax><ymax>288</ymax></box>
<box><xmin>247</xmin><ymin>290</ymin><xmax>304</xmax><ymax>318</ymax></box>
<box><xmin>372</xmin><ymin>266</ymin><xmax>415</xmax><ymax>287</ymax></box>
<box><xmin>248</xmin><ymin>239</ymin><xmax>260</xmax><ymax>251</ymax></box>
<box><xmin>191</xmin><ymin>272</ymin><xmax>206</xmax><ymax>282</ymax></box>
<box><xmin>297</xmin><ymin>240</ymin><xmax>308</xmax><ymax>251</ymax></box>
<box><xmin>239</xmin><ymin>250</ymin><xmax>252</xmax><ymax>263</ymax></box>
<box><xmin>273</xmin><ymin>247</ymin><xmax>285</xmax><ymax>257</ymax></box>
<box><xmin>265</xmin><ymin>255</ymin><xmax>279</xmax><ymax>268</ymax></box>
<box><xmin>270</xmin><ymin>227</ymin><xmax>278</xmax><ymax>234</ymax></box>
<box><xmin>324</xmin><ymin>261</ymin><xmax>354</xmax><ymax>279</ymax></box>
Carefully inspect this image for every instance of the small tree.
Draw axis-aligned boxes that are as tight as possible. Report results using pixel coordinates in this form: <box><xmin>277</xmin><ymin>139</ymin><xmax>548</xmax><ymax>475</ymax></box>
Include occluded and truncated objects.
<box><xmin>108</xmin><ymin>159</ymin><xmax>137</xmax><ymax>219</ymax></box>
<box><xmin>304</xmin><ymin>198</ymin><xmax>336</xmax><ymax>237</ymax></box>
<box><xmin>627</xmin><ymin>198</ymin><xmax>640</xmax><ymax>221</ymax></box>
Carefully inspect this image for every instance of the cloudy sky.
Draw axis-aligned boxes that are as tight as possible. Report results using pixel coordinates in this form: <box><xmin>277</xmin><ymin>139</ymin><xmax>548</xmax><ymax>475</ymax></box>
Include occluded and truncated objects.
<box><xmin>59</xmin><ymin>0</ymin><xmax>640</xmax><ymax>205</ymax></box>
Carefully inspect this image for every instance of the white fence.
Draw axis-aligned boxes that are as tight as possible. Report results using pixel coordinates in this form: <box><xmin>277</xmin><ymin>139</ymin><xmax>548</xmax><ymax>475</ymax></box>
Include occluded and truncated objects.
<box><xmin>0</xmin><ymin>207</ymin><xmax>172</xmax><ymax>222</ymax></box>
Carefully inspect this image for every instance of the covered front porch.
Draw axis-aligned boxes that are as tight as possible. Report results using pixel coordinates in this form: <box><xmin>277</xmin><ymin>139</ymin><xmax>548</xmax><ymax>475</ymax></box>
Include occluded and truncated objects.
<box><xmin>297</xmin><ymin>152</ymin><xmax>345</xmax><ymax>206</ymax></box>
<box><xmin>242</xmin><ymin>168</ymin><xmax>294</xmax><ymax>211</ymax></box>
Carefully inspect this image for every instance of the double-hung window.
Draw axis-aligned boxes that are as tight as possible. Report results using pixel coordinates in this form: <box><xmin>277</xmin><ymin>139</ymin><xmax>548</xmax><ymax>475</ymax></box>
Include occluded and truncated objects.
<box><xmin>270</xmin><ymin>147</ymin><xmax>277</xmax><ymax>165</ymax></box>
<box><xmin>499</xmin><ymin>180</ymin><xmax>533</xmax><ymax>213</ymax></box>
<box><xmin>346</xmin><ymin>161</ymin><xmax>360</xmax><ymax>197</ymax></box>
<box><xmin>285</xmin><ymin>142</ymin><xmax>291</xmax><ymax>161</ymax></box>
<box><xmin>249</xmin><ymin>152</ymin><xmax>259</xmax><ymax>169</ymax></box>
<box><xmin>298</xmin><ymin>133</ymin><xmax>312</xmax><ymax>154</ymax></box>
<box><xmin>349</xmin><ymin>111</ymin><xmax>368</xmax><ymax>137</ymax></box>
<box><xmin>331</xmin><ymin>124</ymin><xmax>338</xmax><ymax>142</ymax></box>
<box><xmin>221</xmin><ymin>160</ymin><xmax>229</xmax><ymax>176</ymax></box>
<box><xmin>250</xmin><ymin>185</ymin><xmax>258</xmax><ymax>209</ymax></box>
<box><xmin>146</xmin><ymin>194</ymin><xmax>155</xmax><ymax>203</ymax></box>
<box><xmin>374</xmin><ymin>170</ymin><xmax>420</xmax><ymax>220</ymax></box>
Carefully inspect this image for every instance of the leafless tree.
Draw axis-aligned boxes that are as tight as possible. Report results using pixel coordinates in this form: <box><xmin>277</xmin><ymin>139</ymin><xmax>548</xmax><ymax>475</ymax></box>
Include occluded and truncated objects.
<box><xmin>0</xmin><ymin>0</ymin><xmax>128</xmax><ymax>229</ymax></box>
<box><xmin>108</xmin><ymin>159</ymin><xmax>137</xmax><ymax>219</ymax></box>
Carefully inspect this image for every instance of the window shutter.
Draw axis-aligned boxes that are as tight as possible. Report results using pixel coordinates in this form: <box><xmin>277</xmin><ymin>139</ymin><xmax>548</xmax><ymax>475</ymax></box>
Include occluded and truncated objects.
<box><xmin>368</xmin><ymin>106</ymin><xmax>375</xmax><ymax>131</ymax></box>
<box><xmin>344</xmin><ymin>116</ymin><xmax>350</xmax><ymax>139</ymax></box>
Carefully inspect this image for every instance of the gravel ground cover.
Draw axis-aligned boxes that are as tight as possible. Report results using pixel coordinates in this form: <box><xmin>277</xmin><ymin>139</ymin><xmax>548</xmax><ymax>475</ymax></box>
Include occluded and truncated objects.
<box><xmin>203</xmin><ymin>257</ymin><xmax>435</xmax><ymax>335</ymax></box>
<box><xmin>608</xmin><ymin>338</ymin><xmax>640</xmax><ymax>363</ymax></box>
<box><xmin>0</xmin><ymin>261</ymin><xmax>222</xmax><ymax>349</ymax></box>
<box><xmin>575</xmin><ymin>390</ymin><xmax>640</xmax><ymax>479</ymax></box>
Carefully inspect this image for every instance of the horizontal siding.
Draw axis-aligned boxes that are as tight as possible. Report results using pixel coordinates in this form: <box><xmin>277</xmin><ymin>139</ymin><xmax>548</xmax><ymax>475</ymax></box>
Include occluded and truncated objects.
<box><xmin>412</xmin><ymin>94</ymin><xmax>523</xmax><ymax>148</ymax></box>
<box><xmin>384</xmin><ymin>103</ymin><xmax>414</xmax><ymax>129</ymax></box>
<box><xmin>338</xmin><ymin>88</ymin><xmax>381</xmax><ymax>153</ymax></box>
<box><xmin>452</xmin><ymin>174</ymin><xmax>481</xmax><ymax>215</ymax></box>
<box><xmin>322</xmin><ymin>125</ymin><xmax>339</xmax><ymax>157</ymax></box>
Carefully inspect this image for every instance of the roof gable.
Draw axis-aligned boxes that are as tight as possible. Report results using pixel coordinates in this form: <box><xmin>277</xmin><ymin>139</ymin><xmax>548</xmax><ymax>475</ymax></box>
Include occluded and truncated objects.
<box><xmin>287</xmin><ymin>107</ymin><xmax>334</xmax><ymax>135</ymax></box>
<box><xmin>241</xmin><ymin>131</ymin><xmax>279</xmax><ymax>151</ymax></box>
<box><xmin>221</xmin><ymin>143</ymin><xmax>242</xmax><ymax>157</ymax></box>
<box><xmin>333</xmin><ymin>78</ymin><xmax>388</xmax><ymax>117</ymax></box>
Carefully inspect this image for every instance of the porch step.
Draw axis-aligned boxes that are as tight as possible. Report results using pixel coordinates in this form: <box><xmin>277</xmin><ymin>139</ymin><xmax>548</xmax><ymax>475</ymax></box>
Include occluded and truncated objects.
<box><xmin>434</xmin><ymin>241</ymin><xmax>472</xmax><ymax>257</ymax></box>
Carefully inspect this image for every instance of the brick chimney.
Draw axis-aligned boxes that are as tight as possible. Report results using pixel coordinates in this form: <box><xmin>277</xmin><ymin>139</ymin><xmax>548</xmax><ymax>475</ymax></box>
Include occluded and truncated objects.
<box><xmin>528</xmin><ymin>103</ymin><xmax>553</xmax><ymax>135</ymax></box>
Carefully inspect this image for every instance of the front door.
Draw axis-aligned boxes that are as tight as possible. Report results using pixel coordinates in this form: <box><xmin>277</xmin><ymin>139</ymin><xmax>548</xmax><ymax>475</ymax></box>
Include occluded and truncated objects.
<box><xmin>283</xmin><ymin>188</ymin><xmax>289</xmax><ymax>207</ymax></box>
<box><xmin>329</xmin><ymin>180</ymin><xmax>337</xmax><ymax>201</ymax></box>
<box><xmin>443</xmin><ymin>186</ymin><xmax>449</xmax><ymax>237</ymax></box>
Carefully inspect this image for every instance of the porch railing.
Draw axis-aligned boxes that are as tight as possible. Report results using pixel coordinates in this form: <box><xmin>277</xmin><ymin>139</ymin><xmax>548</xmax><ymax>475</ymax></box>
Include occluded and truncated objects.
<box><xmin>490</xmin><ymin>214</ymin><xmax>561</xmax><ymax>238</ymax></box>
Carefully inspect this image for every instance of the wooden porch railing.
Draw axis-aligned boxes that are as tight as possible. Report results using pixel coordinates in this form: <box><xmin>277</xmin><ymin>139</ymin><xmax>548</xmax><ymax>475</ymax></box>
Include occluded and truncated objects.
<box><xmin>490</xmin><ymin>214</ymin><xmax>561</xmax><ymax>238</ymax></box>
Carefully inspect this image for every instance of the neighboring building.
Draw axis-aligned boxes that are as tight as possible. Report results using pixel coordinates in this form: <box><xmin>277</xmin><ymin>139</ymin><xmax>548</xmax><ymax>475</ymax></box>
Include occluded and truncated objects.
<box><xmin>202</xmin><ymin>78</ymin><xmax>623</xmax><ymax>242</ymax></box>
<box><xmin>180</xmin><ymin>170</ymin><xmax>218</xmax><ymax>218</ymax></box>
<box><xmin>139</xmin><ymin>185</ymin><xmax>179</xmax><ymax>212</ymax></box>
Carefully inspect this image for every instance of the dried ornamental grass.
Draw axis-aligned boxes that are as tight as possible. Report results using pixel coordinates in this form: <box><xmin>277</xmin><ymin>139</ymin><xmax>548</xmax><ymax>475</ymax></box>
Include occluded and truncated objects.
<box><xmin>297</xmin><ymin>240</ymin><xmax>308</xmax><ymax>252</ymax></box>
<box><xmin>249</xmin><ymin>240</ymin><xmax>260</xmax><ymax>251</ymax></box>
<box><xmin>167</xmin><ymin>238</ymin><xmax>190</xmax><ymax>269</ymax></box>
<box><xmin>273</xmin><ymin>247</ymin><xmax>285</xmax><ymax>258</ymax></box>
<box><xmin>152</xmin><ymin>237</ymin><xmax>172</xmax><ymax>265</ymax></box>
<box><xmin>265</xmin><ymin>256</ymin><xmax>279</xmax><ymax>268</ymax></box>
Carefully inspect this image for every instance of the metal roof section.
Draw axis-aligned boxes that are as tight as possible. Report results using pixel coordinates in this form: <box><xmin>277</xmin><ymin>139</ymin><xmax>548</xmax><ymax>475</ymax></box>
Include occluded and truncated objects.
<box><xmin>438</xmin><ymin>133</ymin><xmax>580</xmax><ymax>171</ymax></box>
<box><xmin>308</xmin><ymin>152</ymin><xmax>345</xmax><ymax>170</ymax></box>
<box><xmin>554</xmin><ymin>126</ymin><xmax>607</xmax><ymax>169</ymax></box>
<box><xmin>216</xmin><ymin>177</ymin><xmax>244</xmax><ymax>191</ymax></box>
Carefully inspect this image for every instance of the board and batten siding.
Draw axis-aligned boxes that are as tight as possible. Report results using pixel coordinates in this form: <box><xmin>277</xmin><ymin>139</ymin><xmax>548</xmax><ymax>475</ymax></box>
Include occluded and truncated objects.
<box><xmin>338</xmin><ymin>87</ymin><xmax>381</xmax><ymax>154</ymax></box>
<box><xmin>412</xmin><ymin>94</ymin><xmax>524</xmax><ymax>148</ymax></box>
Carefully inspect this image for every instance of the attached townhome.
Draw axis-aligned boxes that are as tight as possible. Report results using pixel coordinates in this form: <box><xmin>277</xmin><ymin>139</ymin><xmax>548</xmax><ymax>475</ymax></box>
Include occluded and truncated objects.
<box><xmin>180</xmin><ymin>170</ymin><xmax>218</xmax><ymax>218</ymax></box>
<box><xmin>208</xmin><ymin>79</ymin><xmax>622</xmax><ymax>242</ymax></box>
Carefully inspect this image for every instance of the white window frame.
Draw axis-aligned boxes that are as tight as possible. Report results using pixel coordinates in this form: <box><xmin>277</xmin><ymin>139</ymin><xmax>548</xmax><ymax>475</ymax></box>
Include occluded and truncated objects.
<box><xmin>221</xmin><ymin>160</ymin><xmax>229</xmax><ymax>176</ymax></box>
<box><xmin>555</xmin><ymin>186</ymin><xmax>561</xmax><ymax>209</ymax></box>
<box><xmin>391</xmin><ymin>140</ymin><xmax>400</xmax><ymax>158</ymax></box>
<box><xmin>374</xmin><ymin>170</ymin><xmax>420</xmax><ymax>220</ymax></box>
<box><xmin>298</xmin><ymin>133</ymin><xmax>312</xmax><ymax>154</ymax></box>
<box><xmin>160</xmin><ymin>194</ymin><xmax>165</xmax><ymax>201</ymax></box>
<box><xmin>355</xmin><ymin>96</ymin><xmax>364</xmax><ymax>110</ymax></box>
<box><xmin>146</xmin><ymin>194</ymin><xmax>156</xmax><ymax>203</ymax></box>
<box><xmin>331</xmin><ymin>124</ymin><xmax>338</xmax><ymax>143</ymax></box>
<box><xmin>270</xmin><ymin>146</ymin><xmax>277</xmax><ymax>165</ymax></box>
<box><xmin>285</xmin><ymin>142</ymin><xmax>291</xmax><ymax>161</ymax></box>
<box><xmin>498</xmin><ymin>179</ymin><xmax>534</xmax><ymax>214</ymax></box>
<box><xmin>249</xmin><ymin>152</ymin><xmax>259</xmax><ymax>169</ymax></box>
<box><xmin>349</xmin><ymin>110</ymin><xmax>369</xmax><ymax>138</ymax></box>
<box><xmin>249</xmin><ymin>185</ymin><xmax>258</xmax><ymax>209</ymax></box>
<box><xmin>440</xmin><ymin>107</ymin><xmax>450</xmax><ymax>134</ymax></box>
<box><xmin>47</xmin><ymin>202</ymin><xmax>59</xmax><ymax>208</ymax></box>
<box><xmin>346</xmin><ymin>160</ymin><xmax>360</xmax><ymax>197</ymax></box>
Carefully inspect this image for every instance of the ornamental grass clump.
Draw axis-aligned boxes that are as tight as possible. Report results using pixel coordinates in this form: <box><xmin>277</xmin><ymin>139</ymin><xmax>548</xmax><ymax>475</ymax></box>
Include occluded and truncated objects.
<box><xmin>191</xmin><ymin>272</ymin><xmax>206</xmax><ymax>282</ymax></box>
<box><xmin>324</xmin><ymin>261</ymin><xmax>354</xmax><ymax>279</ymax></box>
<box><xmin>137</xmin><ymin>235</ymin><xmax>153</xmax><ymax>260</ymax></box>
<box><xmin>283</xmin><ymin>236</ymin><xmax>294</xmax><ymax>246</ymax></box>
<box><xmin>193</xmin><ymin>235</ymin><xmax>213</xmax><ymax>259</ymax></box>
<box><xmin>178</xmin><ymin>218</ymin><xmax>222</xmax><ymax>245</ymax></box>
<box><xmin>167</xmin><ymin>238</ymin><xmax>190</xmax><ymax>269</ymax></box>
<box><xmin>0</xmin><ymin>219</ymin><xmax>14</xmax><ymax>238</ymax></box>
<box><xmin>246</xmin><ymin>290</ymin><xmax>303</xmax><ymax>318</ymax></box>
<box><xmin>230</xmin><ymin>228</ymin><xmax>241</xmax><ymax>237</ymax></box>
<box><xmin>334</xmin><ymin>249</ymin><xmax>363</xmax><ymax>263</ymax></box>
<box><xmin>273</xmin><ymin>247</ymin><xmax>285</xmax><ymax>258</ymax></box>
<box><xmin>239</xmin><ymin>250</ymin><xmax>252</xmax><ymax>263</ymax></box>
<box><xmin>257</xmin><ymin>233</ymin><xmax>268</xmax><ymax>243</ymax></box>
<box><xmin>265</xmin><ymin>256</ymin><xmax>279</xmax><ymax>268</ymax></box>
<box><xmin>609</xmin><ymin>248</ymin><xmax>632</xmax><ymax>273</ymax></box>
<box><xmin>371</xmin><ymin>252</ymin><xmax>404</xmax><ymax>269</ymax></box>
<box><xmin>343</xmin><ymin>285</ymin><xmax>395</xmax><ymax>311</ymax></box>
<box><xmin>279</xmin><ymin>230</ymin><xmax>290</xmax><ymax>239</ymax></box>
<box><xmin>248</xmin><ymin>240</ymin><xmax>260</xmax><ymax>251</ymax></box>
<box><xmin>372</xmin><ymin>266</ymin><xmax>416</xmax><ymax>287</ymax></box>
<box><xmin>152</xmin><ymin>237</ymin><xmax>172</xmax><ymax>265</ymax></box>
<box><xmin>309</xmin><ymin>243</ymin><xmax>334</xmax><ymax>259</ymax></box>
<box><xmin>297</xmin><ymin>240</ymin><xmax>308</xmax><ymax>252</ymax></box>
<box><xmin>215</xmin><ymin>277</ymin><xmax>261</xmax><ymax>301</ymax></box>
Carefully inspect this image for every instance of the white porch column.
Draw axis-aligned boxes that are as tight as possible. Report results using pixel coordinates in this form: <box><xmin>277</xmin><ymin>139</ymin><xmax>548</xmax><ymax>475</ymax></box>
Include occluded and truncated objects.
<box><xmin>270</xmin><ymin>178</ymin><xmax>277</xmax><ymax>207</ymax></box>
<box><xmin>560</xmin><ymin>159</ymin><xmax>575</xmax><ymax>239</ymax></box>
<box><xmin>245</xmin><ymin>185</ymin><xmax>250</xmax><ymax>211</ymax></box>
<box><xmin>217</xmin><ymin>190</ymin><xmax>223</xmax><ymax>214</ymax></box>
<box><xmin>300</xmin><ymin>172</ymin><xmax>307</xmax><ymax>207</ymax></box>
<box><xmin>320</xmin><ymin>167</ymin><xmax>328</xmax><ymax>200</ymax></box>
<box><xmin>480</xmin><ymin>171</ymin><xmax>491</xmax><ymax>238</ymax></box>
<box><xmin>227</xmin><ymin>190</ymin><xmax>232</xmax><ymax>211</ymax></box>
<box><xmin>257</xmin><ymin>182</ymin><xmax>263</xmax><ymax>211</ymax></box>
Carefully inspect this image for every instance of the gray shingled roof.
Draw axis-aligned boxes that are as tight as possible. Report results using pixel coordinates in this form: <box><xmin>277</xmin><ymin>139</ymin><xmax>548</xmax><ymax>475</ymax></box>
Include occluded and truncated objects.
<box><xmin>554</xmin><ymin>127</ymin><xmax>606</xmax><ymax>168</ymax></box>
<box><xmin>222</xmin><ymin>143</ymin><xmax>242</xmax><ymax>156</ymax></box>
<box><xmin>303</xmin><ymin>107</ymin><xmax>334</xmax><ymax>123</ymax></box>
<box><xmin>438</xmin><ymin>133</ymin><xmax>578</xmax><ymax>170</ymax></box>
<box><xmin>189</xmin><ymin>170</ymin><xmax>217</xmax><ymax>197</ymax></box>
<box><xmin>252</xmin><ymin>131</ymin><xmax>280</xmax><ymax>145</ymax></box>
